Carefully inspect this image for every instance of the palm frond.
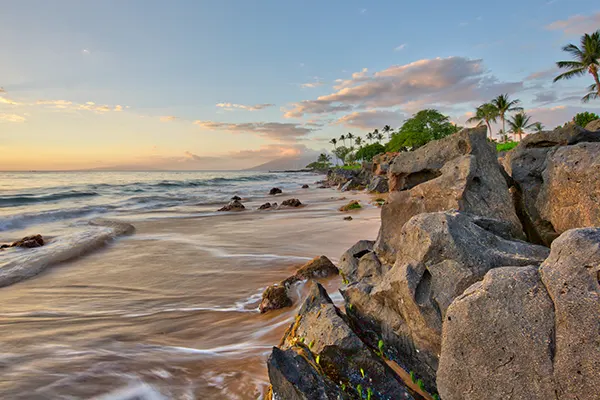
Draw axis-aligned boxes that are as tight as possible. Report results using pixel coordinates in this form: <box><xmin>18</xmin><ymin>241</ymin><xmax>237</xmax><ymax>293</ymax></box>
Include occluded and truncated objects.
<box><xmin>553</xmin><ymin>67</ymin><xmax>587</xmax><ymax>82</ymax></box>
<box><xmin>582</xmin><ymin>91</ymin><xmax>599</xmax><ymax>103</ymax></box>
<box><xmin>562</xmin><ymin>43</ymin><xmax>584</xmax><ymax>59</ymax></box>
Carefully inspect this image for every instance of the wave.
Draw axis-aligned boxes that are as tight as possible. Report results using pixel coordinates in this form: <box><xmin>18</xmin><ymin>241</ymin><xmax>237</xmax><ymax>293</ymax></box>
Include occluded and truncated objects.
<box><xmin>0</xmin><ymin>190</ymin><xmax>99</xmax><ymax>207</ymax></box>
<box><xmin>0</xmin><ymin>205</ymin><xmax>113</xmax><ymax>231</ymax></box>
<box><xmin>0</xmin><ymin>220</ymin><xmax>135</xmax><ymax>288</ymax></box>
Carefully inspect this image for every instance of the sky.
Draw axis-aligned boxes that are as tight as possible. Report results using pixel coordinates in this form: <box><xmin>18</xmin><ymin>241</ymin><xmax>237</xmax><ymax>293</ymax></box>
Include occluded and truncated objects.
<box><xmin>1</xmin><ymin>0</ymin><xmax>599</xmax><ymax>170</ymax></box>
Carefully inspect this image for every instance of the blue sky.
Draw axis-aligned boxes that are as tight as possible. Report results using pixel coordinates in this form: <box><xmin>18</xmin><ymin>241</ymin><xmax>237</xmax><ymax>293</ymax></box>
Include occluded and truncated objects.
<box><xmin>0</xmin><ymin>0</ymin><xmax>599</xmax><ymax>170</ymax></box>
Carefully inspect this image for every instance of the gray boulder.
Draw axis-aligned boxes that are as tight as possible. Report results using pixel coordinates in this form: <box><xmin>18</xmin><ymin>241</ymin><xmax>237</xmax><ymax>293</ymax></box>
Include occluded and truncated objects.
<box><xmin>376</xmin><ymin>126</ymin><xmax>523</xmax><ymax>265</ymax></box>
<box><xmin>340</xmin><ymin>178</ymin><xmax>363</xmax><ymax>192</ymax></box>
<box><xmin>343</xmin><ymin>211</ymin><xmax>549</xmax><ymax>387</ymax></box>
<box><xmin>367</xmin><ymin>176</ymin><xmax>389</xmax><ymax>193</ymax></box>
<box><xmin>437</xmin><ymin>227</ymin><xmax>600</xmax><ymax>400</ymax></box>
<box><xmin>585</xmin><ymin>118</ymin><xmax>600</xmax><ymax>131</ymax></box>
<box><xmin>217</xmin><ymin>199</ymin><xmax>245</xmax><ymax>212</ymax></box>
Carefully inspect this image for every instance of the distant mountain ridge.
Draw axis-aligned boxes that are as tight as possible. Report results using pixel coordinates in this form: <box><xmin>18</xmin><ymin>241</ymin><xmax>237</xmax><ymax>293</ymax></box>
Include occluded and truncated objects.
<box><xmin>246</xmin><ymin>155</ymin><xmax>316</xmax><ymax>171</ymax></box>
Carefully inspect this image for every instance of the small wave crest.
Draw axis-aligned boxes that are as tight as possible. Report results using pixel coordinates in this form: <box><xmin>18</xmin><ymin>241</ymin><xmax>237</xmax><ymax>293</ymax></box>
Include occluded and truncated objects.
<box><xmin>0</xmin><ymin>190</ymin><xmax>99</xmax><ymax>207</ymax></box>
<box><xmin>0</xmin><ymin>205</ymin><xmax>112</xmax><ymax>231</ymax></box>
<box><xmin>0</xmin><ymin>220</ymin><xmax>135</xmax><ymax>288</ymax></box>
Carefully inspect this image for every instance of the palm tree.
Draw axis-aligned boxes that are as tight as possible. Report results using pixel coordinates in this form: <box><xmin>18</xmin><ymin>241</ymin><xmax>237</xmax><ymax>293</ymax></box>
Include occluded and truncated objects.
<box><xmin>346</xmin><ymin>133</ymin><xmax>354</xmax><ymax>145</ymax></box>
<box><xmin>508</xmin><ymin>112</ymin><xmax>536</xmax><ymax>141</ymax></box>
<box><xmin>467</xmin><ymin>103</ymin><xmax>498</xmax><ymax>140</ymax></box>
<box><xmin>339</xmin><ymin>134</ymin><xmax>346</xmax><ymax>147</ymax></box>
<box><xmin>554</xmin><ymin>29</ymin><xmax>600</xmax><ymax>102</ymax></box>
<box><xmin>376</xmin><ymin>132</ymin><xmax>384</xmax><ymax>143</ymax></box>
<box><xmin>366</xmin><ymin>132</ymin><xmax>374</xmax><ymax>144</ymax></box>
<box><xmin>373</xmin><ymin>129</ymin><xmax>379</xmax><ymax>140</ymax></box>
<box><xmin>533</xmin><ymin>122</ymin><xmax>544</xmax><ymax>133</ymax></box>
<box><xmin>492</xmin><ymin>94</ymin><xmax>523</xmax><ymax>137</ymax></box>
<box><xmin>355</xmin><ymin>136</ymin><xmax>363</xmax><ymax>147</ymax></box>
<box><xmin>382</xmin><ymin>125</ymin><xmax>392</xmax><ymax>139</ymax></box>
<box><xmin>329</xmin><ymin>138</ymin><xmax>338</xmax><ymax>165</ymax></box>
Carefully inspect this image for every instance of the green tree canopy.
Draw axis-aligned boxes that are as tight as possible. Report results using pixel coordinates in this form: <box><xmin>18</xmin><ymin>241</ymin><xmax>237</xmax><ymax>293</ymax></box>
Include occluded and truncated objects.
<box><xmin>332</xmin><ymin>146</ymin><xmax>353</xmax><ymax>165</ymax></box>
<box><xmin>573</xmin><ymin>111</ymin><xmax>599</xmax><ymax>127</ymax></box>
<box><xmin>554</xmin><ymin>30</ymin><xmax>600</xmax><ymax>102</ymax></box>
<box><xmin>386</xmin><ymin>109</ymin><xmax>460</xmax><ymax>152</ymax></box>
<box><xmin>355</xmin><ymin>143</ymin><xmax>385</xmax><ymax>161</ymax></box>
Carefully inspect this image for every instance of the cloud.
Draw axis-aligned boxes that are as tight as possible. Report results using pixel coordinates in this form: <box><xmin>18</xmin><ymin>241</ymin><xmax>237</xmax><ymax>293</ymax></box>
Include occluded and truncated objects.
<box><xmin>533</xmin><ymin>91</ymin><xmax>558</xmax><ymax>103</ymax></box>
<box><xmin>284</xmin><ymin>57</ymin><xmax>523</xmax><ymax>118</ymax></box>
<box><xmin>216</xmin><ymin>102</ymin><xmax>274</xmax><ymax>111</ymax></box>
<box><xmin>82</xmin><ymin>49</ymin><xmax>91</xmax><ymax>55</ymax></box>
<box><xmin>0</xmin><ymin>96</ymin><xmax>20</xmax><ymax>105</ymax></box>
<box><xmin>160</xmin><ymin>115</ymin><xmax>178</xmax><ymax>122</ymax></box>
<box><xmin>300</xmin><ymin>78</ymin><xmax>325</xmax><ymax>89</ymax></box>
<box><xmin>229</xmin><ymin>144</ymin><xmax>310</xmax><ymax>160</ymax></box>
<box><xmin>36</xmin><ymin>99</ymin><xmax>125</xmax><ymax>113</ymax></box>
<box><xmin>526</xmin><ymin>67</ymin><xmax>560</xmax><ymax>81</ymax></box>
<box><xmin>394</xmin><ymin>44</ymin><xmax>407</xmax><ymax>51</ymax></box>
<box><xmin>546</xmin><ymin>12</ymin><xmax>600</xmax><ymax>35</ymax></box>
<box><xmin>193</xmin><ymin>120</ymin><xmax>314</xmax><ymax>141</ymax></box>
<box><xmin>528</xmin><ymin>105</ymin><xmax>600</xmax><ymax>129</ymax></box>
<box><xmin>333</xmin><ymin>110</ymin><xmax>406</xmax><ymax>130</ymax></box>
<box><xmin>0</xmin><ymin>113</ymin><xmax>26</xmax><ymax>123</ymax></box>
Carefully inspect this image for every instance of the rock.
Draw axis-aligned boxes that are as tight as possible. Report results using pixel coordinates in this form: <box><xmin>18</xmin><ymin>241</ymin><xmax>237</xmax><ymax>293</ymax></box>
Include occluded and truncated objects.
<box><xmin>0</xmin><ymin>244</ymin><xmax>9</xmax><ymax>250</ymax></box>
<box><xmin>340</xmin><ymin>178</ymin><xmax>363</xmax><ymax>192</ymax></box>
<box><xmin>217</xmin><ymin>199</ymin><xmax>245</xmax><ymax>212</ymax></box>
<box><xmin>343</xmin><ymin>211</ymin><xmax>549</xmax><ymax>387</ymax></box>
<box><xmin>372</xmin><ymin>152</ymin><xmax>398</xmax><ymax>176</ymax></box>
<box><xmin>338</xmin><ymin>240</ymin><xmax>376</xmax><ymax>284</ymax></box>
<box><xmin>259</xmin><ymin>284</ymin><xmax>293</xmax><ymax>313</ymax></box>
<box><xmin>437</xmin><ymin>266</ymin><xmax>556</xmax><ymax>400</ymax></box>
<box><xmin>504</xmin><ymin>124</ymin><xmax>600</xmax><ymax>245</ymax></box>
<box><xmin>537</xmin><ymin>142</ymin><xmax>600</xmax><ymax>235</ymax></box>
<box><xmin>437</xmin><ymin>228</ymin><xmax>600</xmax><ymax>400</ymax></box>
<box><xmin>278</xmin><ymin>282</ymin><xmax>415</xmax><ymax>400</ymax></box>
<box><xmin>339</xmin><ymin>200</ymin><xmax>361</xmax><ymax>212</ymax></box>
<box><xmin>259</xmin><ymin>202</ymin><xmax>274</xmax><ymax>210</ymax></box>
<box><xmin>270</xmin><ymin>187</ymin><xmax>283</xmax><ymax>195</ymax></box>
<box><xmin>295</xmin><ymin>256</ymin><xmax>339</xmax><ymax>280</ymax></box>
<box><xmin>281</xmin><ymin>199</ymin><xmax>302</xmax><ymax>207</ymax></box>
<box><xmin>267</xmin><ymin>347</ymin><xmax>347</xmax><ymax>400</ymax></box>
<box><xmin>301</xmin><ymin>184</ymin><xmax>309</xmax><ymax>189</ymax></box>
<box><xmin>585</xmin><ymin>118</ymin><xmax>600</xmax><ymax>131</ymax></box>
<box><xmin>343</xmin><ymin>216</ymin><xmax>353</xmax><ymax>221</ymax></box>
<box><xmin>231</xmin><ymin>195</ymin><xmax>242</xmax><ymax>201</ymax></box>
<box><xmin>376</xmin><ymin>126</ymin><xmax>523</xmax><ymax>265</ymax></box>
<box><xmin>367</xmin><ymin>176</ymin><xmax>389</xmax><ymax>193</ymax></box>
<box><xmin>11</xmin><ymin>234</ymin><xmax>44</xmax><ymax>248</ymax></box>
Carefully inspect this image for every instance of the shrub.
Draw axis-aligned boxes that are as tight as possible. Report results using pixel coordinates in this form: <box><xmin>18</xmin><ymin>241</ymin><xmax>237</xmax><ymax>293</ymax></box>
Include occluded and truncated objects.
<box><xmin>496</xmin><ymin>141</ymin><xmax>518</xmax><ymax>152</ymax></box>
<box><xmin>573</xmin><ymin>111</ymin><xmax>599</xmax><ymax>128</ymax></box>
<box><xmin>356</xmin><ymin>143</ymin><xmax>385</xmax><ymax>161</ymax></box>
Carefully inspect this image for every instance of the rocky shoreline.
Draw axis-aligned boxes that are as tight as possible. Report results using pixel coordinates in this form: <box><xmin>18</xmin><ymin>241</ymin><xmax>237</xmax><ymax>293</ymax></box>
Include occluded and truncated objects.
<box><xmin>264</xmin><ymin>121</ymin><xmax>600</xmax><ymax>400</ymax></box>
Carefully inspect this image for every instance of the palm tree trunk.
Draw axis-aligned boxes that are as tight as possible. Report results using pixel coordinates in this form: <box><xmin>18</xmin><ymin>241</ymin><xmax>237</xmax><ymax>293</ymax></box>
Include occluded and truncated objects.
<box><xmin>594</xmin><ymin>71</ymin><xmax>600</xmax><ymax>96</ymax></box>
<box><xmin>501</xmin><ymin>114</ymin><xmax>506</xmax><ymax>139</ymax></box>
<box><xmin>485</xmin><ymin>120</ymin><xmax>493</xmax><ymax>140</ymax></box>
<box><xmin>519</xmin><ymin>131</ymin><xmax>523</xmax><ymax>141</ymax></box>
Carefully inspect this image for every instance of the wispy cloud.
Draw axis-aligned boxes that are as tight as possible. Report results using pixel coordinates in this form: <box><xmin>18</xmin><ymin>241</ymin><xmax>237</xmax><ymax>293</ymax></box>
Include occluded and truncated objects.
<box><xmin>193</xmin><ymin>120</ymin><xmax>314</xmax><ymax>141</ymax></box>
<box><xmin>546</xmin><ymin>12</ymin><xmax>600</xmax><ymax>35</ymax></box>
<box><xmin>36</xmin><ymin>99</ymin><xmax>125</xmax><ymax>113</ymax></box>
<box><xmin>300</xmin><ymin>77</ymin><xmax>325</xmax><ymax>89</ymax></box>
<box><xmin>334</xmin><ymin>110</ymin><xmax>406</xmax><ymax>130</ymax></box>
<box><xmin>160</xmin><ymin>116</ymin><xmax>178</xmax><ymax>122</ymax></box>
<box><xmin>215</xmin><ymin>102</ymin><xmax>275</xmax><ymax>111</ymax></box>
<box><xmin>394</xmin><ymin>44</ymin><xmax>407</xmax><ymax>51</ymax></box>
<box><xmin>0</xmin><ymin>113</ymin><xmax>26</xmax><ymax>123</ymax></box>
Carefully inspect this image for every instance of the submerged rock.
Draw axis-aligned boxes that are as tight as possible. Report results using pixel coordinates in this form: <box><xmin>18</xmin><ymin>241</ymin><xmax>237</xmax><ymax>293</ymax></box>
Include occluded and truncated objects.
<box><xmin>376</xmin><ymin>126</ymin><xmax>523</xmax><ymax>265</ymax></box>
<box><xmin>259</xmin><ymin>284</ymin><xmax>293</xmax><ymax>313</ymax></box>
<box><xmin>259</xmin><ymin>202</ymin><xmax>274</xmax><ymax>210</ymax></box>
<box><xmin>295</xmin><ymin>256</ymin><xmax>339</xmax><ymax>280</ymax></box>
<box><xmin>343</xmin><ymin>216</ymin><xmax>353</xmax><ymax>221</ymax></box>
<box><xmin>339</xmin><ymin>200</ymin><xmax>361</xmax><ymax>212</ymax></box>
<box><xmin>270</xmin><ymin>187</ymin><xmax>283</xmax><ymax>195</ymax></box>
<box><xmin>281</xmin><ymin>199</ymin><xmax>302</xmax><ymax>207</ymax></box>
<box><xmin>11</xmin><ymin>234</ymin><xmax>45</xmax><ymax>248</ymax></box>
<box><xmin>301</xmin><ymin>184</ymin><xmax>309</xmax><ymax>189</ymax></box>
<box><xmin>217</xmin><ymin>199</ymin><xmax>245</xmax><ymax>212</ymax></box>
<box><xmin>230</xmin><ymin>195</ymin><xmax>242</xmax><ymax>201</ymax></box>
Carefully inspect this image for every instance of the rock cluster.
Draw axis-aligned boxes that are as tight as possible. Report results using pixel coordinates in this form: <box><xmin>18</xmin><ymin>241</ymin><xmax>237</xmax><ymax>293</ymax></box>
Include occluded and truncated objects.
<box><xmin>266</xmin><ymin>124</ymin><xmax>600</xmax><ymax>399</ymax></box>
<box><xmin>281</xmin><ymin>198</ymin><xmax>303</xmax><ymax>208</ymax></box>
<box><xmin>1</xmin><ymin>234</ymin><xmax>45</xmax><ymax>249</ymax></box>
<box><xmin>217</xmin><ymin>199</ymin><xmax>246</xmax><ymax>212</ymax></box>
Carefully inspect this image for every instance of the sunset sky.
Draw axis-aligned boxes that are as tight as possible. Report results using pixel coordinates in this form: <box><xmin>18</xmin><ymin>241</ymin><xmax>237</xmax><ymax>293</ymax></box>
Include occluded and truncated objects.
<box><xmin>1</xmin><ymin>0</ymin><xmax>599</xmax><ymax>170</ymax></box>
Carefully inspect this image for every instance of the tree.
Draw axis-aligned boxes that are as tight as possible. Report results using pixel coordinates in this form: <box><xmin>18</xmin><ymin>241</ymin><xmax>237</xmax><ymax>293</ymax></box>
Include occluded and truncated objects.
<box><xmin>356</xmin><ymin>143</ymin><xmax>385</xmax><ymax>161</ymax></box>
<box><xmin>373</xmin><ymin>129</ymin><xmax>380</xmax><ymax>140</ymax></box>
<box><xmin>376</xmin><ymin>132</ymin><xmax>384</xmax><ymax>142</ymax></box>
<box><xmin>382</xmin><ymin>125</ymin><xmax>392</xmax><ymax>139</ymax></box>
<box><xmin>386</xmin><ymin>109</ymin><xmax>460</xmax><ymax>152</ymax></box>
<box><xmin>317</xmin><ymin>153</ymin><xmax>331</xmax><ymax>164</ymax></box>
<box><xmin>354</xmin><ymin>136</ymin><xmax>363</xmax><ymax>147</ymax></box>
<box><xmin>329</xmin><ymin>138</ymin><xmax>338</xmax><ymax>164</ymax></box>
<box><xmin>573</xmin><ymin>111</ymin><xmax>600</xmax><ymax>127</ymax></box>
<box><xmin>492</xmin><ymin>94</ymin><xmax>523</xmax><ymax>138</ymax></box>
<box><xmin>333</xmin><ymin>146</ymin><xmax>352</xmax><ymax>165</ymax></box>
<box><xmin>306</xmin><ymin>153</ymin><xmax>332</xmax><ymax>170</ymax></box>
<box><xmin>339</xmin><ymin>134</ymin><xmax>346</xmax><ymax>147</ymax></box>
<box><xmin>507</xmin><ymin>112</ymin><xmax>536</xmax><ymax>141</ymax></box>
<box><xmin>533</xmin><ymin>122</ymin><xmax>544</xmax><ymax>133</ymax></box>
<box><xmin>554</xmin><ymin>30</ymin><xmax>600</xmax><ymax>102</ymax></box>
<box><xmin>467</xmin><ymin>103</ymin><xmax>498</xmax><ymax>139</ymax></box>
<box><xmin>366</xmin><ymin>132</ymin><xmax>374</xmax><ymax>144</ymax></box>
<box><xmin>346</xmin><ymin>132</ymin><xmax>354</xmax><ymax>143</ymax></box>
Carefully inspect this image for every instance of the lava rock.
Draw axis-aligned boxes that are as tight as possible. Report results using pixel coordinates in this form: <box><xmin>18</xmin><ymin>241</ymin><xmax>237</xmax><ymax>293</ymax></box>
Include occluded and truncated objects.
<box><xmin>259</xmin><ymin>284</ymin><xmax>293</xmax><ymax>313</ymax></box>
<box><xmin>217</xmin><ymin>199</ymin><xmax>246</xmax><ymax>212</ymax></box>
<box><xmin>281</xmin><ymin>199</ymin><xmax>302</xmax><ymax>207</ymax></box>
<box><xmin>270</xmin><ymin>188</ymin><xmax>283</xmax><ymax>195</ymax></box>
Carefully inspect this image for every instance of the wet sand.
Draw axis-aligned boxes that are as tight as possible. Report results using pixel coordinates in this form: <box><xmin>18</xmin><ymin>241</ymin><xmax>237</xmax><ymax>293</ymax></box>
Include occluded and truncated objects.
<box><xmin>0</xmin><ymin>187</ymin><xmax>382</xmax><ymax>399</ymax></box>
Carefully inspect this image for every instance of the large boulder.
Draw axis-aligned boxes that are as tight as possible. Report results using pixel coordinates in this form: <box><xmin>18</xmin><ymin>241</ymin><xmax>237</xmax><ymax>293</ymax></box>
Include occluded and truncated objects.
<box><xmin>340</xmin><ymin>178</ymin><xmax>363</xmax><ymax>192</ymax></box>
<box><xmin>584</xmin><ymin>118</ymin><xmax>600</xmax><ymax>131</ymax></box>
<box><xmin>437</xmin><ymin>228</ymin><xmax>600</xmax><ymax>400</ymax></box>
<box><xmin>343</xmin><ymin>211</ymin><xmax>549</xmax><ymax>388</ymax></box>
<box><xmin>276</xmin><ymin>282</ymin><xmax>415</xmax><ymax>400</ymax></box>
<box><xmin>372</xmin><ymin>152</ymin><xmax>398</xmax><ymax>176</ymax></box>
<box><xmin>337</xmin><ymin>240</ymin><xmax>385</xmax><ymax>285</ymax></box>
<box><xmin>376</xmin><ymin>126</ymin><xmax>523</xmax><ymax>265</ymax></box>
<box><xmin>281</xmin><ymin>198</ymin><xmax>303</xmax><ymax>208</ymax></box>
<box><xmin>367</xmin><ymin>176</ymin><xmax>389</xmax><ymax>193</ymax></box>
<box><xmin>504</xmin><ymin>124</ymin><xmax>600</xmax><ymax>245</ymax></box>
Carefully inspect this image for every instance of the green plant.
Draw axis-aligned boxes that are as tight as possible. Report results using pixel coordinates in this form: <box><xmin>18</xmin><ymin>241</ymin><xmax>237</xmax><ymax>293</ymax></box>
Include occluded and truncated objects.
<box><xmin>348</xmin><ymin>303</ymin><xmax>353</xmax><ymax>311</ymax></box>
<box><xmin>316</xmin><ymin>355</ymin><xmax>320</xmax><ymax>364</ymax></box>
<box><xmin>367</xmin><ymin>387</ymin><xmax>374</xmax><ymax>400</ymax></box>
<box><xmin>409</xmin><ymin>371</ymin><xmax>416</xmax><ymax>383</ymax></box>
<box><xmin>433</xmin><ymin>394</ymin><xmax>440</xmax><ymax>400</ymax></box>
<box><xmin>338</xmin><ymin>164</ymin><xmax>362</xmax><ymax>171</ymax></box>
<box><xmin>573</xmin><ymin>111</ymin><xmax>600</xmax><ymax>127</ymax></box>
<box><xmin>496</xmin><ymin>142</ymin><xmax>518</xmax><ymax>152</ymax></box>
<box><xmin>309</xmin><ymin>340</ymin><xmax>315</xmax><ymax>349</ymax></box>
<box><xmin>333</xmin><ymin>146</ymin><xmax>353</xmax><ymax>166</ymax></box>
<box><xmin>355</xmin><ymin>143</ymin><xmax>385</xmax><ymax>161</ymax></box>
<box><xmin>346</xmin><ymin>202</ymin><xmax>362</xmax><ymax>210</ymax></box>
<box><xmin>377</xmin><ymin>339</ymin><xmax>385</xmax><ymax>355</ymax></box>
<box><xmin>357</xmin><ymin>384</ymin><xmax>363</xmax><ymax>398</ymax></box>
<box><xmin>554</xmin><ymin>29</ymin><xmax>600</xmax><ymax>102</ymax></box>
<box><xmin>417</xmin><ymin>379</ymin><xmax>425</xmax><ymax>391</ymax></box>
<box><xmin>341</xmin><ymin>382</ymin><xmax>347</xmax><ymax>391</ymax></box>
<box><xmin>386</xmin><ymin>110</ymin><xmax>459</xmax><ymax>152</ymax></box>
<box><xmin>360</xmin><ymin>368</ymin><xmax>365</xmax><ymax>378</ymax></box>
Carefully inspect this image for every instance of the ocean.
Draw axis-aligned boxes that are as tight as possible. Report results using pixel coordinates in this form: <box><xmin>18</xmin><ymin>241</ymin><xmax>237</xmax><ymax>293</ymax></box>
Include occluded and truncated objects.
<box><xmin>0</xmin><ymin>171</ymin><xmax>381</xmax><ymax>399</ymax></box>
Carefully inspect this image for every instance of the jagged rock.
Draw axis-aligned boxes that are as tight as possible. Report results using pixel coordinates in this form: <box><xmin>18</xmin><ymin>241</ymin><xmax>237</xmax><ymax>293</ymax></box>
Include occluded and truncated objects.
<box><xmin>278</xmin><ymin>282</ymin><xmax>415</xmax><ymax>400</ymax></box>
<box><xmin>504</xmin><ymin>124</ymin><xmax>600</xmax><ymax>245</ymax></box>
<box><xmin>376</xmin><ymin>126</ymin><xmax>523</xmax><ymax>265</ymax></box>
<box><xmin>343</xmin><ymin>211</ymin><xmax>549</xmax><ymax>388</ymax></box>
<box><xmin>372</xmin><ymin>152</ymin><xmax>398</xmax><ymax>176</ymax></box>
<box><xmin>340</xmin><ymin>178</ymin><xmax>362</xmax><ymax>192</ymax></box>
<box><xmin>259</xmin><ymin>202</ymin><xmax>274</xmax><ymax>210</ymax></box>
<box><xmin>438</xmin><ymin>228</ymin><xmax>600</xmax><ymax>400</ymax></box>
<box><xmin>537</xmin><ymin>142</ymin><xmax>600</xmax><ymax>234</ymax></box>
<box><xmin>259</xmin><ymin>284</ymin><xmax>293</xmax><ymax>313</ymax></box>
<box><xmin>267</xmin><ymin>347</ymin><xmax>347</xmax><ymax>400</ymax></box>
<box><xmin>270</xmin><ymin>187</ymin><xmax>283</xmax><ymax>195</ymax></box>
<box><xmin>11</xmin><ymin>234</ymin><xmax>44</xmax><ymax>248</ymax></box>
<box><xmin>585</xmin><ymin>118</ymin><xmax>600</xmax><ymax>131</ymax></box>
<box><xmin>339</xmin><ymin>200</ymin><xmax>361</xmax><ymax>212</ymax></box>
<box><xmin>367</xmin><ymin>176</ymin><xmax>389</xmax><ymax>193</ymax></box>
<box><xmin>337</xmin><ymin>240</ymin><xmax>385</xmax><ymax>285</ymax></box>
<box><xmin>217</xmin><ymin>199</ymin><xmax>245</xmax><ymax>212</ymax></box>
<box><xmin>281</xmin><ymin>199</ymin><xmax>302</xmax><ymax>207</ymax></box>
<box><xmin>437</xmin><ymin>266</ymin><xmax>556</xmax><ymax>400</ymax></box>
<box><xmin>295</xmin><ymin>256</ymin><xmax>339</xmax><ymax>280</ymax></box>
<box><xmin>231</xmin><ymin>195</ymin><xmax>242</xmax><ymax>201</ymax></box>
<box><xmin>301</xmin><ymin>184</ymin><xmax>309</xmax><ymax>189</ymax></box>
<box><xmin>343</xmin><ymin>216</ymin><xmax>353</xmax><ymax>221</ymax></box>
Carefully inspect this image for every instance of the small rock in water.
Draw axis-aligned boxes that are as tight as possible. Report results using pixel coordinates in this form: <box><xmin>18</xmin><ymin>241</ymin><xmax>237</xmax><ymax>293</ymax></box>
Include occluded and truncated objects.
<box><xmin>301</xmin><ymin>184</ymin><xmax>309</xmax><ymax>189</ymax></box>
<box><xmin>344</xmin><ymin>216</ymin><xmax>353</xmax><ymax>221</ymax></box>
<box><xmin>259</xmin><ymin>284</ymin><xmax>292</xmax><ymax>313</ymax></box>
<box><xmin>269</xmin><ymin>187</ymin><xmax>283</xmax><ymax>195</ymax></box>
<box><xmin>231</xmin><ymin>195</ymin><xmax>242</xmax><ymax>201</ymax></box>
<box><xmin>295</xmin><ymin>255</ymin><xmax>339</xmax><ymax>280</ymax></box>
<box><xmin>339</xmin><ymin>200</ymin><xmax>361</xmax><ymax>211</ymax></box>
<box><xmin>258</xmin><ymin>202</ymin><xmax>273</xmax><ymax>210</ymax></box>
<box><xmin>281</xmin><ymin>198</ymin><xmax>302</xmax><ymax>207</ymax></box>
<box><xmin>11</xmin><ymin>234</ymin><xmax>45</xmax><ymax>248</ymax></box>
<box><xmin>217</xmin><ymin>199</ymin><xmax>246</xmax><ymax>212</ymax></box>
